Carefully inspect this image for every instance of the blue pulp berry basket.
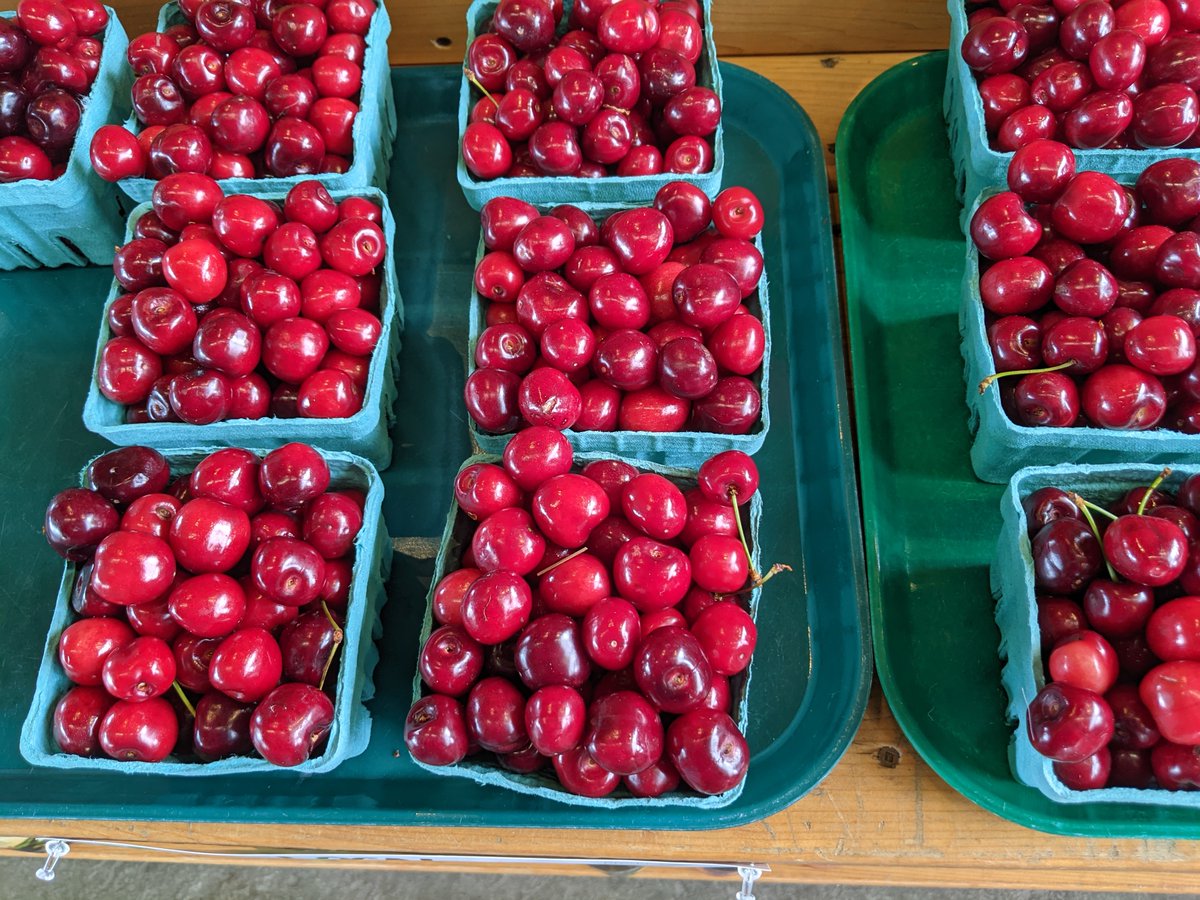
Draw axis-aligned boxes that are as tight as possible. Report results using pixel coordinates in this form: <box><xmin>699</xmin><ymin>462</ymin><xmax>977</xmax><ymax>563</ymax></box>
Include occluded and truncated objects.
<box><xmin>993</xmin><ymin>462</ymin><xmax>1200</xmax><ymax>807</ymax></box>
<box><xmin>958</xmin><ymin>188</ymin><xmax>1200</xmax><ymax>483</ymax></box>
<box><xmin>944</xmin><ymin>0</ymin><xmax>1200</xmax><ymax>206</ymax></box>
<box><xmin>81</xmin><ymin>186</ymin><xmax>405</xmax><ymax>470</ymax></box>
<box><xmin>116</xmin><ymin>1</ymin><xmax>395</xmax><ymax>203</ymax></box>
<box><xmin>410</xmin><ymin>450</ymin><xmax>763</xmax><ymax>808</ymax></box>
<box><xmin>466</xmin><ymin>203</ymin><xmax>771</xmax><ymax>468</ymax></box>
<box><xmin>0</xmin><ymin>7</ymin><xmax>133</xmax><ymax>269</ymax></box>
<box><xmin>456</xmin><ymin>0</ymin><xmax>724</xmax><ymax>211</ymax></box>
<box><xmin>20</xmin><ymin>446</ymin><xmax>392</xmax><ymax>776</ymax></box>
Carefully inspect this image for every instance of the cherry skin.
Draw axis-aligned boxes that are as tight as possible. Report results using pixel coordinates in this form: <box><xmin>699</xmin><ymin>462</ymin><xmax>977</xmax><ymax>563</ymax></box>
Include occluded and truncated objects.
<box><xmin>1031</xmin><ymin>518</ymin><xmax>1102</xmax><ymax>594</ymax></box>
<box><xmin>1081</xmin><ymin>364</ymin><xmax>1167</xmax><ymax>429</ymax></box>
<box><xmin>531</xmin><ymin>473</ymin><xmax>610</xmax><ymax>548</ymax></box>
<box><xmin>43</xmin><ymin>488</ymin><xmax>119</xmax><ymax>561</ymax></box>
<box><xmin>634</xmin><ymin>625</ymin><xmax>712</xmax><ymax>713</ymax></box>
<box><xmin>250</xmin><ymin>682</ymin><xmax>335</xmax><ymax>766</ymax></box>
<box><xmin>98</xmin><ymin>697</ymin><xmax>178</xmax><ymax>762</ymax></box>
<box><xmin>466</xmin><ymin>675</ymin><xmax>528</xmax><ymax>752</ymax></box>
<box><xmin>58</xmin><ymin>617</ymin><xmax>135</xmax><ymax>686</ymax></box>
<box><xmin>252</xmin><ymin>537</ymin><xmax>327</xmax><ymax>607</ymax></box>
<box><xmin>1050</xmin><ymin>171</ymin><xmax>1131</xmax><ymax>244</ymax></box>
<box><xmin>1082</xmin><ymin>580</ymin><xmax>1154</xmax><ymax>639</ymax></box>
<box><xmin>553</xmin><ymin>746</ymin><xmax>621</xmax><ymax>797</ymax></box>
<box><xmin>1146</xmin><ymin>596</ymin><xmax>1200</xmax><ymax>661</ymax></box>
<box><xmin>586</xmin><ymin>690</ymin><xmax>663</xmax><ymax>776</ymax></box>
<box><xmin>461</xmin><ymin>570</ymin><xmax>533</xmax><ymax>645</ymax></box>
<box><xmin>539</xmin><ymin>552</ymin><xmax>611</xmax><ymax>617</ymax></box>
<box><xmin>1026</xmin><ymin>682</ymin><xmax>1115</xmax><ymax>762</ymax></box>
<box><xmin>515</xmin><ymin>612</ymin><xmax>591</xmax><ymax>690</ymax></box>
<box><xmin>90</xmin><ymin>531</ymin><xmax>176</xmax><ymax>606</ymax></box>
<box><xmin>613</xmin><ymin>537</ymin><xmax>692</xmax><ymax>610</ymax></box>
<box><xmin>525</xmin><ymin>685</ymin><xmax>586</xmax><ymax>755</ymax></box>
<box><xmin>100</xmin><ymin>635</ymin><xmax>176</xmax><ymax>702</ymax></box>
<box><xmin>1140</xmin><ymin>660</ymin><xmax>1200</xmax><ymax>744</ymax></box>
<box><xmin>192</xmin><ymin>691</ymin><xmax>253</xmax><ymax>760</ymax></box>
<box><xmin>471</xmin><ymin>506</ymin><xmax>545</xmax><ymax>575</ymax></box>
<box><xmin>168</xmin><ymin>573</ymin><xmax>246</xmax><ymax>638</ymax></box>
<box><xmin>1048</xmin><ymin>630</ymin><xmax>1119</xmax><ymax>694</ymax></box>
<box><xmin>53</xmin><ymin>686</ymin><xmax>114</xmax><ymax>756</ymax></box>
<box><xmin>404</xmin><ymin>694</ymin><xmax>469</xmax><ymax>766</ymax></box>
<box><xmin>1106</xmin><ymin>682</ymin><xmax>1161</xmax><ymax>750</ymax></box>
<box><xmin>665</xmin><ymin>709</ymin><xmax>749</xmax><ymax>795</ymax></box>
<box><xmin>259</xmin><ymin>442</ymin><xmax>330</xmax><ymax>509</ymax></box>
<box><xmin>208</xmin><ymin>627</ymin><xmax>283</xmax><ymax>703</ymax></box>
<box><xmin>1102</xmin><ymin>513</ymin><xmax>1187</xmax><ymax>586</ymax></box>
<box><xmin>419</xmin><ymin>624</ymin><xmax>484</xmax><ymax>697</ymax></box>
<box><xmin>582</xmin><ymin>597</ymin><xmax>641</xmax><ymax>670</ymax></box>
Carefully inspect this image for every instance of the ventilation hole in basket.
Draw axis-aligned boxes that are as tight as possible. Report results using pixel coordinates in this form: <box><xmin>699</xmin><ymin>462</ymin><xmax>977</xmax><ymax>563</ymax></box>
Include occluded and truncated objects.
<box><xmin>8</xmin><ymin>241</ymin><xmax>37</xmax><ymax>266</ymax></box>
<box><xmin>56</xmin><ymin>236</ymin><xmax>85</xmax><ymax>263</ymax></box>
<box><xmin>432</xmin><ymin>36</ymin><xmax>452</xmax><ymax>47</ymax></box>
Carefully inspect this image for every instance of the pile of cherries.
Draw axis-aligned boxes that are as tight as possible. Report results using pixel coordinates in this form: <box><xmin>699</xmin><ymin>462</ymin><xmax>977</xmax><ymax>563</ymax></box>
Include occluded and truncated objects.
<box><xmin>96</xmin><ymin>175</ymin><xmax>387</xmax><ymax>424</ymax></box>
<box><xmin>464</xmin><ymin>181</ymin><xmax>766</xmax><ymax>436</ymax></box>
<box><xmin>1023</xmin><ymin>470</ymin><xmax>1200</xmax><ymax>791</ymax></box>
<box><xmin>0</xmin><ymin>0</ymin><xmax>109</xmax><ymax>181</ymax></box>
<box><xmin>961</xmin><ymin>0</ymin><xmax>1200</xmax><ymax>151</ymax></box>
<box><xmin>461</xmin><ymin>0</ymin><xmax>719</xmax><ymax>180</ymax></box>
<box><xmin>973</xmin><ymin>141</ymin><xmax>1200</xmax><ymax>432</ymax></box>
<box><xmin>404</xmin><ymin>444</ymin><xmax>785</xmax><ymax>798</ymax></box>
<box><xmin>87</xmin><ymin>0</ymin><xmax>376</xmax><ymax>182</ymax></box>
<box><xmin>43</xmin><ymin>443</ymin><xmax>361</xmax><ymax>767</ymax></box>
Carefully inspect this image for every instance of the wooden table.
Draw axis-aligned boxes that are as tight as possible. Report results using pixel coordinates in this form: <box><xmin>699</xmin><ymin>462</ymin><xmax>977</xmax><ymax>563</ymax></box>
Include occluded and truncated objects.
<box><xmin>3</xmin><ymin>2</ymin><xmax>1200</xmax><ymax>892</ymax></box>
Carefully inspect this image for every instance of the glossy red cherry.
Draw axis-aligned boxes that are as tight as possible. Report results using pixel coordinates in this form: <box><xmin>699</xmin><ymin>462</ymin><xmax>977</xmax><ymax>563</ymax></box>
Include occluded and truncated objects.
<box><xmin>250</xmin><ymin>682</ymin><xmax>335</xmax><ymax>766</ymax></box>
<box><xmin>58</xmin><ymin>617</ymin><xmax>135</xmax><ymax>686</ymax></box>
<box><xmin>665</xmin><ymin>708</ymin><xmax>748</xmax><ymax>794</ymax></box>
<box><xmin>461</xmin><ymin>570</ymin><xmax>533</xmax><ymax>644</ymax></box>
<box><xmin>98</xmin><ymin>697</ymin><xmax>178</xmax><ymax>762</ymax></box>
<box><xmin>208</xmin><ymin>627</ymin><xmax>282</xmax><ymax>703</ymax></box>
<box><xmin>405</xmin><ymin>694</ymin><xmax>469</xmax><ymax>766</ymax></box>
<box><xmin>1026</xmin><ymin>682</ymin><xmax>1115</xmax><ymax>762</ymax></box>
<box><xmin>1140</xmin><ymin>660</ymin><xmax>1200</xmax><ymax>743</ymax></box>
<box><xmin>53</xmin><ymin>686</ymin><xmax>114</xmax><ymax>756</ymax></box>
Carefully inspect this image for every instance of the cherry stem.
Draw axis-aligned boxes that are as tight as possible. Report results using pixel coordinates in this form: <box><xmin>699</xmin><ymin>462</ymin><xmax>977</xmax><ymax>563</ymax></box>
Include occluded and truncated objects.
<box><xmin>978</xmin><ymin>360</ymin><xmax>1073</xmax><ymax>395</ymax></box>
<box><xmin>536</xmin><ymin>546</ymin><xmax>589</xmax><ymax>577</ymax></box>
<box><xmin>171</xmin><ymin>681</ymin><xmax>195</xmax><ymax>718</ymax></box>
<box><xmin>318</xmin><ymin>601</ymin><xmax>344</xmax><ymax>693</ymax></box>
<box><xmin>751</xmin><ymin>563</ymin><xmax>793</xmax><ymax>589</ymax></box>
<box><xmin>463</xmin><ymin>68</ymin><xmax>499</xmax><ymax>108</ymax></box>
<box><xmin>729</xmin><ymin>487</ymin><xmax>761</xmax><ymax>583</ymax></box>
<box><xmin>602</xmin><ymin>102</ymin><xmax>632</xmax><ymax>115</ymax></box>
<box><xmin>1138</xmin><ymin>467</ymin><xmax>1173</xmax><ymax>516</ymax></box>
<box><xmin>1076</xmin><ymin>496</ymin><xmax>1118</xmax><ymax>521</ymax></box>
<box><xmin>1071</xmin><ymin>492</ymin><xmax>1119</xmax><ymax>583</ymax></box>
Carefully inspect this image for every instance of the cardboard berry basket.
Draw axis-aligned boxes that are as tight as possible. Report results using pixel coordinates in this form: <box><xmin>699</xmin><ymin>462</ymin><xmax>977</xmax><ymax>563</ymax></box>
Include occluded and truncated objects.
<box><xmin>466</xmin><ymin>204</ymin><xmax>771</xmax><ymax>468</ymax></box>
<box><xmin>115</xmin><ymin>1</ymin><xmax>395</xmax><ymax>204</ymax></box>
<box><xmin>408</xmin><ymin>450</ymin><xmax>763</xmax><ymax>808</ymax></box>
<box><xmin>19</xmin><ymin>446</ymin><xmax>391</xmax><ymax>775</ymax></box>
<box><xmin>993</xmin><ymin>462</ymin><xmax>1200</xmax><ymax>807</ymax></box>
<box><xmin>959</xmin><ymin>187</ymin><xmax>1200</xmax><ymax>484</ymax></box>
<box><xmin>945</xmin><ymin>0</ymin><xmax>1200</xmax><ymax>206</ymax></box>
<box><xmin>0</xmin><ymin>7</ymin><xmax>133</xmax><ymax>270</ymax></box>
<box><xmin>456</xmin><ymin>0</ymin><xmax>724</xmax><ymax>211</ymax></box>
<box><xmin>80</xmin><ymin>186</ymin><xmax>404</xmax><ymax>469</ymax></box>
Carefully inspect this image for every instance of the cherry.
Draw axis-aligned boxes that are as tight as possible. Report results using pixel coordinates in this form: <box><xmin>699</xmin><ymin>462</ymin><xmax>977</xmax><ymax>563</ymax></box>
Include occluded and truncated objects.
<box><xmin>252</xmin><ymin>537</ymin><xmax>326</xmax><ymax>606</ymax></box>
<box><xmin>303</xmin><ymin>493</ymin><xmax>362</xmax><ymax>559</ymax></box>
<box><xmin>1140</xmin><ymin>660</ymin><xmax>1200</xmax><ymax>743</ymax></box>
<box><xmin>1103</xmin><ymin>511</ymin><xmax>1187</xmax><ymax>586</ymax></box>
<box><xmin>404</xmin><ymin>694</ymin><xmax>469</xmax><ymax>766</ymax></box>
<box><xmin>624</xmin><ymin>756</ymin><xmax>681</xmax><ymax>797</ymax></box>
<box><xmin>464</xmin><ymin>367</ymin><xmax>522</xmax><ymax>433</ymax></box>
<box><xmin>250</xmin><ymin>682</ymin><xmax>335</xmax><ymax>766</ymax></box>
<box><xmin>53</xmin><ymin>686</ymin><xmax>114</xmax><ymax>756</ymax></box>
<box><xmin>698</xmin><ymin>450</ymin><xmax>759</xmax><ymax>505</ymax></box>
<box><xmin>209</xmin><ymin>627</ymin><xmax>282</xmax><ymax>702</ymax></box>
<box><xmin>168</xmin><ymin>573</ymin><xmax>246</xmax><ymax>638</ymax></box>
<box><xmin>1151</xmin><ymin>741</ymin><xmax>1200</xmax><ymax>789</ymax></box>
<box><xmin>1026</xmin><ymin>681</ymin><xmax>1114</xmax><ymax>762</ymax></box>
<box><xmin>90</xmin><ymin>531</ymin><xmax>176</xmax><ymax>606</ymax></box>
<box><xmin>1082</xmin><ymin>579</ymin><xmax>1154</xmax><ymax>639</ymax></box>
<box><xmin>419</xmin><ymin>624</ymin><xmax>484</xmax><ymax>696</ymax></box>
<box><xmin>515</xmin><ymin>612</ymin><xmax>591</xmax><ymax>689</ymax></box>
<box><xmin>665</xmin><ymin>709</ymin><xmax>748</xmax><ymax>794</ymax></box>
<box><xmin>1051</xmin><ymin>171</ymin><xmax>1131</xmax><ymax>244</ymax></box>
<box><xmin>100</xmin><ymin>635</ymin><xmax>176</xmax><ymax>702</ymax></box>
<box><xmin>98</xmin><ymin>697</ymin><xmax>178</xmax><ymax>762</ymax></box>
<box><xmin>1081</xmin><ymin>364</ymin><xmax>1167</xmax><ymax>429</ymax></box>
<box><xmin>1106</xmin><ymin>682</ymin><xmax>1161</xmax><ymax>749</ymax></box>
<box><xmin>58</xmin><ymin>617</ymin><xmax>134</xmax><ymax>686</ymax></box>
<box><xmin>1132</xmin><ymin>83</ymin><xmax>1200</xmax><ymax>147</ymax></box>
<box><xmin>692</xmin><ymin>376</ymin><xmax>762</xmax><ymax>433</ymax></box>
<box><xmin>432</xmin><ymin>568</ymin><xmax>481</xmax><ymax>627</ymax></box>
<box><xmin>461</xmin><ymin>570</ymin><xmax>533</xmax><ymax>644</ymax></box>
<box><xmin>259</xmin><ymin>443</ymin><xmax>330</xmax><ymax>509</ymax></box>
<box><xmin>525</xmin><ymin>684</ymin><xmax>586</xmax><ymax>755</ymax></box>
<box><xmin>553</xmin><ymin>745</ymin><xmax>621</xmax><ymax>796</ymax></box>
<box><xmin>1049</xmin><ymin>629</ymin><xmax>1119</xmax><ymax>694</ymax></box>
<box><xmin>633</xmin><ymin>624</ymin><xmax>711</xmax><ymax>713</ymax></box>
<box><xmin>1137</xmin><ymin>158</ymin><xmax>1200</xmax><ymax>226</ymax></box>
<box><xmin>606</xmin><ymin>207</ymin><xmax>674</xmax><ymax>275</ymax></box>
<box><xmin>1032</xmin><ymin>518</ymin><xmax>1102</xmax><ymax>594</ymax></box>
<box><xmin>585</xmin><ymin>689</ymin><xmax>663</xmax><ymax>776</ymax></box>
<box><xmin>192</xmin><ymin>691</ymin><xmax>253</xmax><ymax>760</ymax></box>
<box><xmin>466</xmin><ymin>675</ymin><xmax>528</xmax><ymax>752</ymax></box>
<box><xmin>538</xmin><ymin>551</ymin><xmax>611</xmax><ymax>617</ymax></box>
<box><xmin>43</xmin><ymin>488</ymin><xmax>118</xmax><ymax>560</ymax></box>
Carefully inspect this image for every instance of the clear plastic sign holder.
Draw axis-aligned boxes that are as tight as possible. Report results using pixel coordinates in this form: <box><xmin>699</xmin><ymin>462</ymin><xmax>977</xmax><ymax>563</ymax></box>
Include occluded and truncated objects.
<box><xmin>30</xmin><ymin>836</ymin><xmax>767</xmax><ymax>899</ymax></box>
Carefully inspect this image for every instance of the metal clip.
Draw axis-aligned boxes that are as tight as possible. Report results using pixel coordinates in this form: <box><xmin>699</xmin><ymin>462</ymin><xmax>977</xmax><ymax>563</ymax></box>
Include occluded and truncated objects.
<box><xmin>735</xmin><ymin>864</ymin><xmax>763</xmax><ymax>900</ymax></box>
<box><xmin>35</xmin><ymin>839</ymin><xmax>70</xmax><ymax>882</ymax></box>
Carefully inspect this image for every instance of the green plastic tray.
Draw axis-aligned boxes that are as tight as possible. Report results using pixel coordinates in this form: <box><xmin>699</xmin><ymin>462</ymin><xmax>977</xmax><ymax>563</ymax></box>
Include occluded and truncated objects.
<box><xmin>837</xmin><ymin>50</ymin><xmax>1200</xmax><ymax>838</ymax></box>
<box><xmin>0</xmin><ymin>63</ymin><xmax>868</xmax><ymax>829</ymax></box>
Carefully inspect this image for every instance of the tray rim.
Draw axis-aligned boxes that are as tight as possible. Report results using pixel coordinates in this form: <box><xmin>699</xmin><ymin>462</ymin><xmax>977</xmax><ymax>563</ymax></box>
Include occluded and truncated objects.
<box><xmin>0</xmin><ymin>61</ymin><xmax>871</xmax><ymax>830</ymax></box>
<box><xmin>835</xmin><ymin>49</ymin><xmax>1200</xmax><ymax>839</ymax></box>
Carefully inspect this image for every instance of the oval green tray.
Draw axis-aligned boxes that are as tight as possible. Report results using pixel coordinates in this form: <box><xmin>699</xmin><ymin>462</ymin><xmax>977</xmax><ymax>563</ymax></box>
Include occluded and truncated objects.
<box><xmin>836</xmin><ymin>50</ymin><xmax>1200</xmax><ymax>838</ymax></box>
<box><xmin>0</xmin><ymin>61</ymin><xmax>869</xmax><ymax>829</ymax></box>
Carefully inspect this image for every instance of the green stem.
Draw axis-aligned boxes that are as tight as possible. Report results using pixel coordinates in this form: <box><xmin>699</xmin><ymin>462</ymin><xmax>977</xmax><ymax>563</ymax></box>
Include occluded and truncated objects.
<box><xmin>1071</xmin><ymin>493</ymin><xmax>1118</xmax><ymax>582</ymax></box>
<box><xmin>171</xmin><ymin>681</ymin><xmax>195</xmax><ymax>718</ymax></box>
<box><xmin>463</xmin><ymin>68</ymin><xmax>499</xmax><ymax>108</ymax></box>
<box><xmin>729</xmin><ymin>487</ymin><xmax>761</xmax><ymax>584</ymax></box>
<box><xmin>978</xmin><ymin>360</ymin><xmax>1073</xmax><ymax>394</ymax></box>
<box><xmin>1138</xmin><ymin>468</ymin><xmax>1173</xmax><ymax>516</ymax></box>
<box><xmin>1078</xmin><ymin>497</ymin><xmax>1118</xmax><ymax>521</ymax></box>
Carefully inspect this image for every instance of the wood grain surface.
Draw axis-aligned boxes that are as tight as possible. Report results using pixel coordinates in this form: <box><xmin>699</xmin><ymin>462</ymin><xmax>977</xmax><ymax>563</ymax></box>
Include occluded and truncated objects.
<box><xmin>5</xmin><ymin>683</ymin><xmax>1200</xmax><ymax>892</ymax></box>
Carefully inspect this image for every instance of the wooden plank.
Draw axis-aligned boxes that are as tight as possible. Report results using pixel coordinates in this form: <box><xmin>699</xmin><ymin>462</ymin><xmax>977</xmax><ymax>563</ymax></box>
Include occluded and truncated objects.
<box><xmin>6</xmin><ymin>682</ymin><xmax>1200</xmax><ymax>891</ymax></box>
<box><xmin>0</xmin><ymin>0</ymin><xmax>946</xmax><ymax>65</ymax></box>
<box><xmin>393</xmin><ymin>0</ymin><xmax>947</xmax><ymax>65</ymax></box>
